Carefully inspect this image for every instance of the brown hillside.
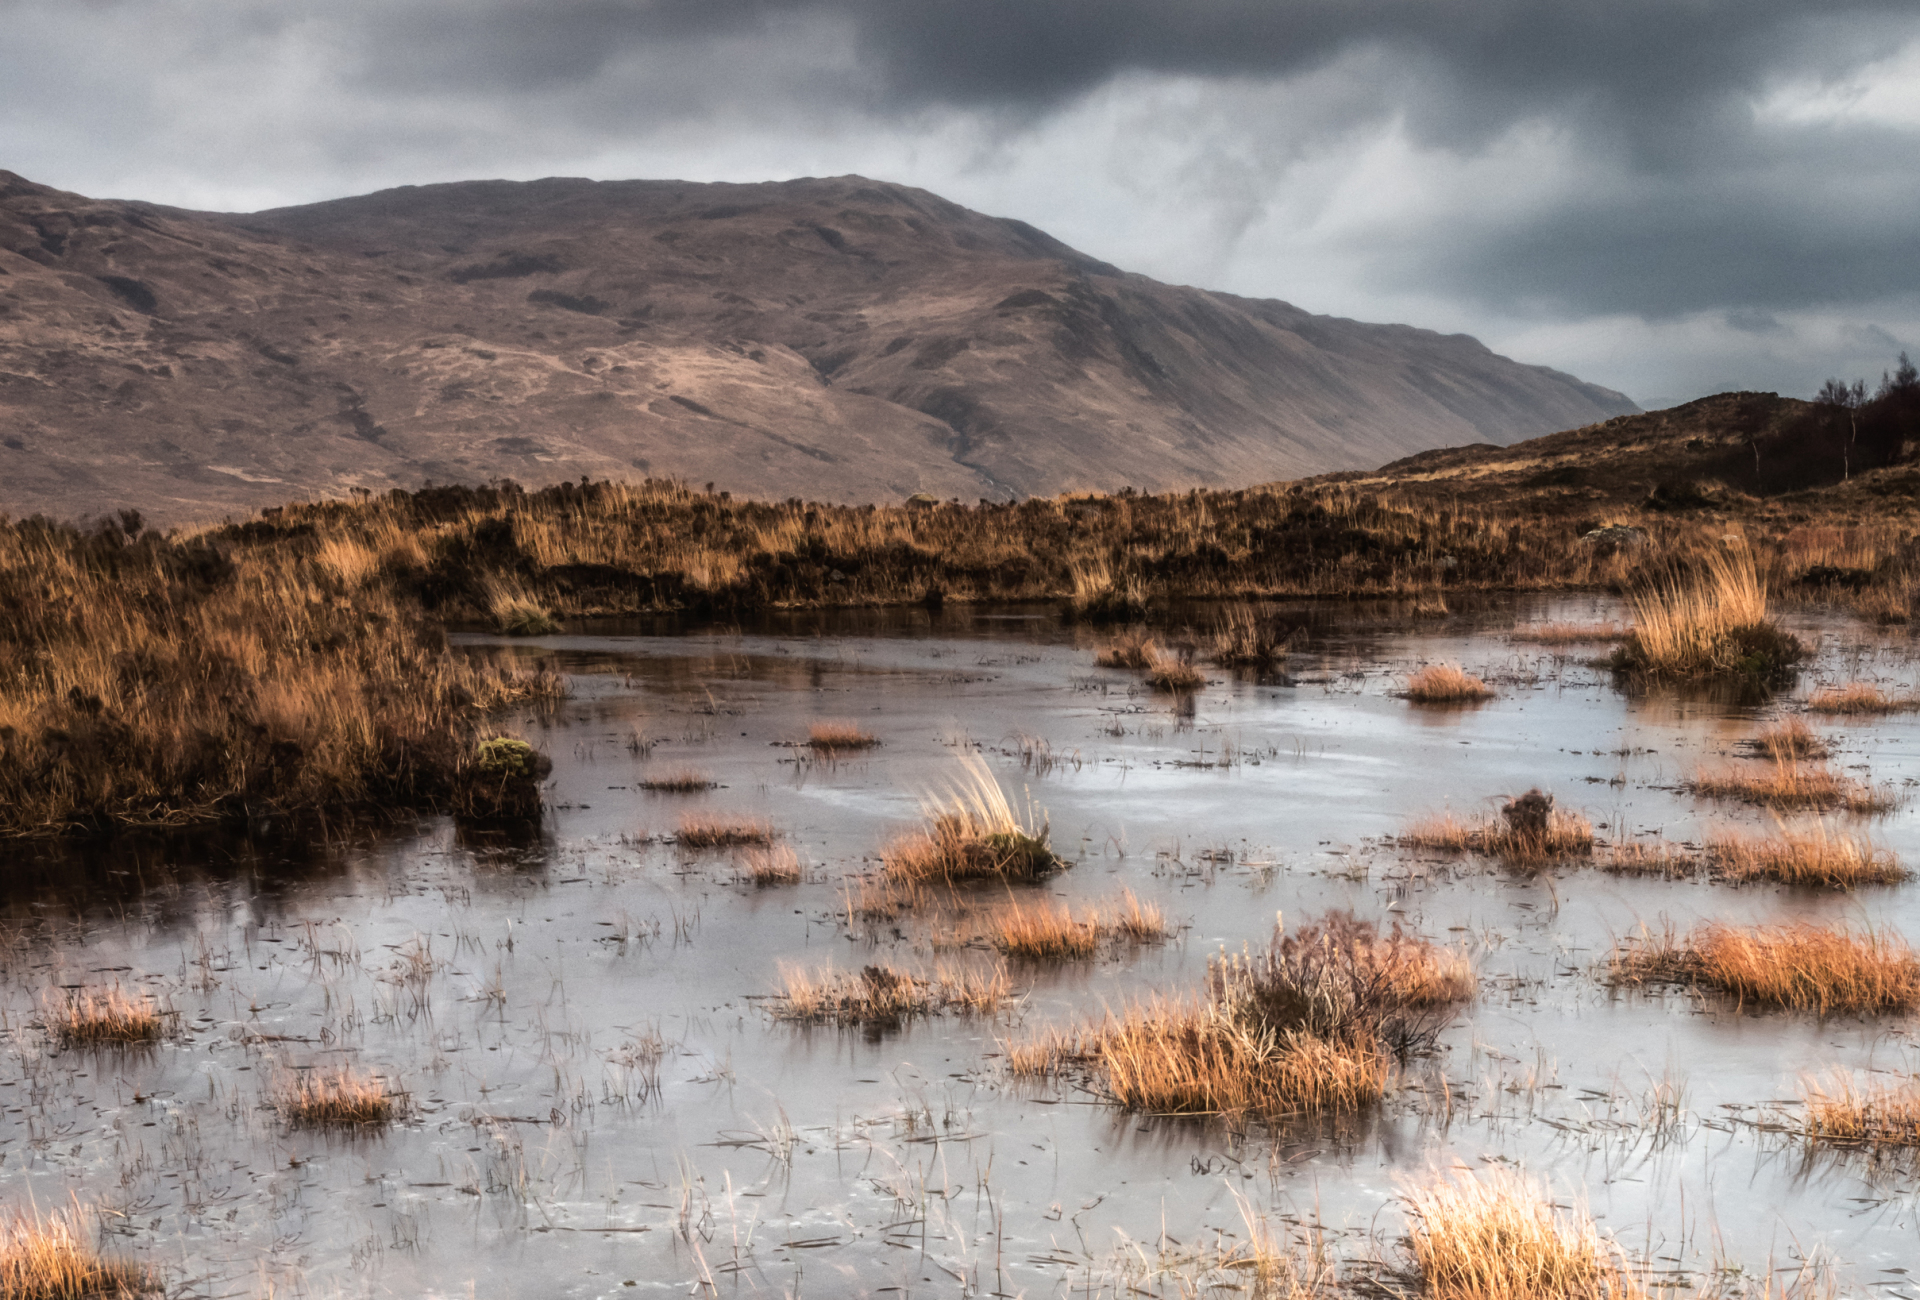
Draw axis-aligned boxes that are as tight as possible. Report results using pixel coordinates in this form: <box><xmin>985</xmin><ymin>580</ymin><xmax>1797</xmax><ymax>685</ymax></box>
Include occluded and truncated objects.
<box><xmin>0</xmin><ymin>170</ymin><xmax>1634</xmax><ymax>522</ymax></box>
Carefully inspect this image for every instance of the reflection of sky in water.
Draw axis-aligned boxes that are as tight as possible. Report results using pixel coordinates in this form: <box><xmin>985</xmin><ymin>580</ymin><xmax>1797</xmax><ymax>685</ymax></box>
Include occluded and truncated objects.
<box><xmin>1</xmin><ymin>594</ymin><xmax>1918</xmax><ymax>1296</ymax></box>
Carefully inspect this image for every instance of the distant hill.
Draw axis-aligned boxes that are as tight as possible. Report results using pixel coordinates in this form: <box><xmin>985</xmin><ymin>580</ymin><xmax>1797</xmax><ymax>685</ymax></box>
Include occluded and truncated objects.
<box><xmin>0</xmin><ymin>169</ymin><xmax>1636</xmax><ymax>522</ymax></box>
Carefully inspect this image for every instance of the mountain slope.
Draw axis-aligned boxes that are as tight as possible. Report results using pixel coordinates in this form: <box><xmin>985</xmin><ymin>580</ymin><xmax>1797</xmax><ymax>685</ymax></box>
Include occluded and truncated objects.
<box><xmin>0</xmin><ymin>169</ymin><xmax>1636</xmax><ymax>521</ymax></box>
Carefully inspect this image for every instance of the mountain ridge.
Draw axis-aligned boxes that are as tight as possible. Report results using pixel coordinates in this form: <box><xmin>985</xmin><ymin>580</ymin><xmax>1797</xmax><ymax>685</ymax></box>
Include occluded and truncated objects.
<box><xmin>0</xmin><ymin>168</ymin><xmax>1636</xmax><ymax>522</ymax></box>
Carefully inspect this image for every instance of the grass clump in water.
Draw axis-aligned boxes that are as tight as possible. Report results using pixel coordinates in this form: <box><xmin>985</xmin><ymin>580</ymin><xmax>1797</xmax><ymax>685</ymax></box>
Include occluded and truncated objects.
<box><xmin>984</xmin><ymin>889</ymin><xmax>1169</xmax><ymax>959</ymax></box>
<box><xmin>638</xmin><ymin>769</ymin><xmax>717</xmax><ymax>792</ymax></box>
<box><xmin>1208</xmin><ymin>604</ymin><xmax>1293</xmax><ymax>667</ymax></box>
<box><xmin>1509</xmin><ymin>621</ymin><xmax>1626</xmax><ymax>644</ymax></box>
<box><xmin>1799</xmin><ymin>1071</ymin><xmax>1920</xmax><ymax>1150</ymax></box>
<box><xmin>1093</xmin><ymin>630</ymin><xmax>1156</xmax><ymax>669</ymax></box>
<box><xmin>1062</xmin><ymin>560</ymin><xmax>1147</xmax><ymax>624</ymax></box>
<box><xmin>1748</xmin><ymin>717</ymin><xmax>1829</xmax><ymax>761</ymax></box>
<box><xmin>1609</xmin><ymin>921</ymin><xmax>1920</xmax><ymax>1013</ymax></box>
<box><xmin>0</xmin><ymin>1203</ymin><xmax>155</xmax><ymax>1299</ymax></box>
<box><xmin>1608</xmin><ymin>549</ymin><xmax>1804</xmax><ymax>680</ymax></box>
<box><xmin>676</xmin><ymin>815</ymin><xmax>776</xmax><ymax>848</ymax></box>
<box><xmin>1144</xmin><ymin>648</ymin><xmax>1205</xmax><ymax>693</ymax></box>
<box><xmin>804</xmin><ymin>720</ymin><xmax>878</xmax><ymax>752</ymax></box>
<box><xmin>485</xmin><ymin>576</ymin><xmax>562</xmax><ymax>637</ymax></box>
<box><xmin>1806</xmin><ymin>682</ymin><xmax>1919</xmax><ymax>715</ymax></box>
<box><xmin>883</xmin><ymin>755</ymin><xmax>1063</xmax><ymax>884</ymax></box>
<box><xmin>772</xmin><ymin>962</ymin><xmax>1009</xmax><ymax>1027</ymax></box>
<box><xmin>44</xmin><ymin>987</ymin><xmax>166</xmax><ymax>1047</ymax></box>
<box><xmin>1687</xmin><ymin>759</ymin><xmax>1897</xmax><ymax>813</ymax></box>
<box><xmin>1709</xmin><ymin>823</ymin><xmax>1904</xmax><ymax>888</ymax></box>
<box><xmin>740</xmin><ymin>844</ymin><xmax>802</xmax><ymax>886</ymax></box>
<box><xmin>1401</xmin><ymin>665</ymin><xmax>1494</xmax><ymax>703</ymax></box>
<box><xmin>457</xmin><ymin>735</ymin><xmax>553</xmax><ymax>820</ymax></box>
<box><xmin>278</xmin><ymin>1066</ymin><xmax>400</xmax><ymax>1128</ymax></box>
<box><xmin>1402</xmin><ymin>1168</ymin><xmax>1643</xmax><ymax>1300</ymax></box>
<box><xmin>1402</xmin><ymin>790</ymin><xmax>1593</xmax><ymax>864</ymax></box>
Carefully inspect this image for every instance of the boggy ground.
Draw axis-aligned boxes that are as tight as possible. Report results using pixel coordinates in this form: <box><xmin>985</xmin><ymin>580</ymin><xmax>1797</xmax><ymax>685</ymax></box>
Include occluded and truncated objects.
<box><xmin>0</xmin><ymin>596</ymin><xmax>1918</xmax><ymax>1297</ymax></box>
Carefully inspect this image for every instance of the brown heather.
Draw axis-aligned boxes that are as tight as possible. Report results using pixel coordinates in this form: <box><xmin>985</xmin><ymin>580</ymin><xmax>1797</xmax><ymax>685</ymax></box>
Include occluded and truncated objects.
<box><xmin>1806</xmin><ymin>682</ymin><xmax>1919</xmax><ymax>715</ymax></box>
<box><xmin>1402</xmin><ymin>665</ymin><xmax>1495</xmax><ymax>703</ymax></box>
<box><xmin>0</xmin><ymin>514</ymin><xmax>560</xmax><ymax>837</ymax></box>
<box><xmin>0</xmin><ymin>1203</ymin><xmax>153</xmax><ymax>1300</ymax></box>
<box><xmin>1799</xmin><ymin>1071</ymin><xmax>1920</xmax><ymax>1150</ymax></box>
<box><xmin>1709</xmin><ymin>823</ymin><xmax>1905</xmax><ymax>888</ymax></box>
<box><xmin>278</xmin><ymin>1066</ymin><xmax>399</xmax><ymax>1128</ymax></box>
<box><xmin>1402</xmin><ymin>1168</ymin><xmax>1644</xmax><ymax>1300</ymax></box>
<box><xmin>44</xmin><ymin>987</ymin><xmax>165</xmax><ymax>1047</ymax></box>
<box><xmin>1610</xmin><ymin>922</ymin><xmax>1920</xmax><ymax>1013</ymax></box>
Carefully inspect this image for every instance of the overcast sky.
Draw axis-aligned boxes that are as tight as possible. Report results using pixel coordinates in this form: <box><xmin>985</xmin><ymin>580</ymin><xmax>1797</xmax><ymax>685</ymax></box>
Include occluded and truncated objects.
<box><xmin>5</xmin><ymin>1</ymin><xmax>1920</xmax><ymax>407</ymax></box>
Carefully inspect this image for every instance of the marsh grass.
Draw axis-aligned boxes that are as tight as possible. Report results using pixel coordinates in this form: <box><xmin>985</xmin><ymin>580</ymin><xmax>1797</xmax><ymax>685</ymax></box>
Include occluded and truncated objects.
<box><xmin>638</xmin><ymin>769</ymin><xmax>717</xmax><ymax>792</ymax></box>
<box><xmin>1403</xmin><ymin>796</ymin><xmax>1594</xmax><ymax>864</ymax></box>
<box><xmin>0</xmin><ymin>1203</ymin><xmax>153</xmax><ymax>1299</ymax></box>
<box><xmin>1402</xmin><ymin>1168</ymin><xmax>1644</xmax><ymax>1300</ymax></box>
<box><xmin>740</xmin><ymin>844</ymin><xmax>802</xmax><ymax>886</ymax></box>
<box><xmin>676</xmin><ymin>815</ymin><xmax>777</xmax><ymax>848</ymax></box>
<box><xmin>1602</xmin><ymin>839</ymin><xmax>1699</xmax><ymax>879</ymax></box>
<box><xmin>0</xmin><ymin>514</ymin><xmax>562</xmax><ymax>837</ymax></box>
<box><xmin>1064</xmin><ymin>559</ymin><xmax>1147</xmax><ymax>623</ymax></box>
<box><xmin>1509</xmin><ymin>622</ymin><xmax>1627</xmax><ymax>644</ymax></box>
<box><xmin>1709</xmin><ymin>823</ymin><xmax>1905</xmax><ymax>888</ymax></box>
<box><xmin>278</xmin><ymin>1066</ymin><xmax>399</xmax><ymax>1128</ymax></box>
<box><xmin>772</xmin><ymin>962</ymin><xmax>1009</xmax><ymax>1026</ymax></box>
<box><xmin>1799</xmin><ymin>1071</ymin><xmax>1920</xmax><ymax>1150</ymax></box>
<box><xmin>43</xmin><ymin>987</ymin><xmax>166</xmax><ymax>1047</ymax></box>
<box><xmin>805</xmin><ymin>720</ymin><xmax>879</xmax><ymax>752</ymax></box>
<box><xmin>1144</xmin><ymin>649</ymin><xmax>1205</xmax><ymax>693</ymax></box>
<box><xmin>1209</xmin><ymin>604</ymin><xmax>1292</xmax><ymax>667</ymax></box>
<box><xmin>1806</xmin><ymin>683</ymin><xmax>1920</xmax><ymax>715</ymax></box>
<box><xmin>484</xmin><ymin>576</ymin><xmax>562</xmax><ymax>636</ymax></box>
<box><xmin>1749</xmin><ymin>717</ymin><xmax>1830</xmax><ymax>761</ymax></box>
<box><xmin>1402</xmin><ymin>665</ymin><xmax>1495</xmax><ymax>703</ymax></box>
<box><xmin>1610</xmin><ymin>548</ymin><xmax>1804</xmax><ymax>679</ymax></box>
<box><xmin>983</xmin><ymin>889</ymin><xmax>1169</xmax><ymax>959</ymax></box>
<box><xmin>1094</xmin><ymin>630</ymin><xmax>1156</xmax><ymax>669</ymax></box>
<box><xmin>883</xmin><ymin>755</ymin><xmax>1062</xmax><ymax>883</ymax></box>
<box><xmin>1688</xmin><ymin>760</ymin><xmax>1897</xmax><ymax>813</ymax></box>
<box><xmin>1609</xmin><ymin>921</ymin><xmax>1920</xmax><ymax>1013</ymax></box>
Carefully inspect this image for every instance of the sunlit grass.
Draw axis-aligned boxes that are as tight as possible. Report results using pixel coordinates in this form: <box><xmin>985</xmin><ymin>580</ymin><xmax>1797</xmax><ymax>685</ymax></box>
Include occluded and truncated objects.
<box><xmin>805</xmin><ymin>720</ymin><xmax>879</xmax><ymax>751</ymax></box>
<box><xmin>0</xmin><ymin>1202</ymin><xmax>153</xmax><ymax>1299</ymax></box>
<box><xmin>1709</xmin><ymin>822</ymin><xmax>1905</xmax><ymax>888</ymax></box>
<box><xmin>1610</xmin><ymin>921</ymin><xmax>1920</xmax><ymax>1013</ymax></box>
<box><xmin>1402</xmin><ymin>665</ymin><xmax>1494</xmax><ymax>703</ymax></box>
<box><xmin>883</xmin><ymin>754</ymin><xmax>1062</xmax><ymax>883</ymax></box>
<box><xmin>1806</xmin><ymin>682</ymin><xmax>1918</xmax><ymax>715</ymax></box>
<box><xmin>1509</xmin><ymin>621</ymin><xmax>1627</xmax><ymax>644</ymax></box>
<box><xmin>278</xmin><ymin>1065</ymin><xmax>399</xmax><ymax>1128</ymax></box>
<box><xmin>740</xmin><ymin>844</ymin><xmax>802</xmax><ymax>886</ymax></box>
<box><xmin>1799</xmin><ymin>1070</ymin><xmax>1920</xmax><ymax>1150</ymax></box>
<box><xmin>638</xmin><ymin>769</ymin><xmax>717</xmax><ymax>792</ymax></box>
<box><xmin>1688</xmin><ymin>760</ymin><xmax>1897</xmax><ymax>813</ymax></box>
<box><xmin>1751</xmin><ymin>717</ymin><xmax>1829</xmax><ymax>761</ymax></box>
<box><xmin>43</xmin><ymin>987</ymin><xmax>165</xmax><ymax>1047</ymax></box>
<box><xmin>772</xmin><ymin>962</ymin><xmax>1009</xmax><ymax>1026</ymax></box>
<box><xmin>1402</xmin><ymin>1168</ymin><xmax>1644</xmax><ymax>1300</ymax></box>
<box><xmin>1610</xmin><ymin>547</ymin><xmax>1803</xmax><ymax>679</ymax></box>
<box><xmin>676</xmin><ymin>815</ymin><xmax>777</xmax><ymax>848</ymax></box>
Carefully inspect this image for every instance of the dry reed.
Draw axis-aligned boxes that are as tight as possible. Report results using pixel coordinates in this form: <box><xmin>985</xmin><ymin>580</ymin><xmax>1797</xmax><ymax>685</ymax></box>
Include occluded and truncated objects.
<box><xmin>278</xmin><ymin>1065</ymin><xmax>398</xmax><ymax>1127</ymax></box>
<box><xmin>983</xmin><ymin>889</ymin><xmax>1169</xmax><ymax>958</ymax></box>
<box><xmin>740</xmin><ymin>844</ymin><xmax>802</xmax><ymax>886</ymax></box>
<box><xmin>1709</xmin><ymin>823</ymin><xmax>1905</xmax><ymax>888</ymax></box>
<box><xmin>1402</xmin><ymin>794</ymin><xmax>1593</xmax><ymax>863</ymax></box>
<box><xmin>1402</xmin><ymin>665</ymin><xmax>1495</xmax><ymax>703</ymax></box>
<box><xmin>1209</xmin><ymin>604</ymin><xmax>1292</xmax><ymax>666</ymax></box>
<box><xmin>1144</xmin><ymin>650</ymin><xmax>1205</xmax><ymax>693</ymax></box>
<box><xmin>1688</xmin><ymin>760</ymin><xmax>1897</xmax><ymax>813</ymax></box>
<box><xmin>1806</xmin><ymin>683</ymin><xmax>1919</xmax><ymax>715</ymax></box>
<box><xmin>772</xmin><ymin>962</ymin><xmax>1009</xmax><ymax>1025</ymax></box>
<box><xmin>676</xmin><ymin>815</ymin><xmax>777</xmax><ymax>848</ymax></box>
<box><xmin>638</xmin><ymin>769</ymin><xmax>717</xmax><ymax>792</ymax></box>
<box><xmin>0</xmin><ymin>1203</ymin><xmax>153</xmax><ymax>1299</ymax></box>
<box><xmin>43</xmin><ymin>987</ymin><xmax>165</xmax><ymax>1047</ymax></box>
<box><xmin>1751</xmin><ymin>717</ymin><xmax>1829</xmax><ymax>761</ymax></box>
<box><xmin>1610</xmin><ymin>921</ymin><xmax>1920</xmax><ymax>1013</ymax></box>
<box><xmin>1602</xmin><ymin>839</ymin><xmax>1699</xmax><ymax>878</ymax></box>
<box><xmin>883</xmin><ymin>754</ymin><xmax>1062</xmax><ymax>883</ymax></box>
<box><xmin>1611</xmin><ymin>548</ymin><xmax>1803</xmax><ymax>678</ymax></box>
<box><xmin>1402</xmin><ymin>1168</ymin><xmax>1643</xmax><ymax>1300</ymax></box>
<box><xmin>805</xmin><ymin>720</ymin><xmax>879</xmax><ymax>751</ymax></box>
<box><xmin>1799</xmin><ymin>1071</ymin><xmax>1920</xmax><ymax>1149</ymax></box>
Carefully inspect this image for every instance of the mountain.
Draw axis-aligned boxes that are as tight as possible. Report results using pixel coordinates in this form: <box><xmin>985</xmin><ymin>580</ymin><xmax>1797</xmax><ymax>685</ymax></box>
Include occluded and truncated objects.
<box><xmin>0</xmin><ymin>169</ymin><xmax>1636</xmax><ymax>522</ymax></box>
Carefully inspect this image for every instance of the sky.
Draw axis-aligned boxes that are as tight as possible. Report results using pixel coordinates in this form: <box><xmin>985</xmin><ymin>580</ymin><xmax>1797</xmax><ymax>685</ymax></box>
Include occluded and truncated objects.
<box><xmin>5</xmin><ymin>1</ymin><xmax>1920</xmax><ymax>408</ymax></box>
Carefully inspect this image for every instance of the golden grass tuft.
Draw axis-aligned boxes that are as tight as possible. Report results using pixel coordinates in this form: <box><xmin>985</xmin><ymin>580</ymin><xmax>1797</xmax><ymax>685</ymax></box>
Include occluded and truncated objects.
<box><xmin>1402</xmin><ymin>796</ymin><xmax>1593</xmax><ymax>864</ymax></box>
<box><xmin>1094</xmin><ymin>629</ymin><xmax>1157</xmax><ymax>669</ymax></box>
<box><xmin>1402</xmin><ymin>664</ymin><xmax>1494</xmax><ymax>703</ymax></box>
<box><xmin>1209</xmin><ymin>604</ymin><xmax>1292</xmax><ymax>666</ymax></box>
<box><xmin>1610</xmin><ymin>921</ymin><xmax>1920</xmax><ymax>1013</ymax></box>
<box><xmin>1709</xmin><ymin>822</ymin><xmax>1905</xmax><ymax>888</ymax></box>
<box><xmin>278</xmin><ymin>1065</ymin><xmax>398</xmax><ymax>1128</ymax></box>
<box><xmin>1602</xmin><ymin>839</ymin><xmax>1698</xmax><ymax>878</ymax></box>
<box><xmin>805</xmin><ymin>720</ymin><xmax>879</xmax><ymax>751</ymax></box>
<box><xmin>1799</xmin><ymin>1071</ymin><xmax>1920</xmax><ymax>1149</ymax></box>
<box><xmin>1752</xmin><ymin>717</ymin><xmax>1829</xmax><ymax>761</ymax></box>
<box><xmin>1509</xmin><ymin>621</ymin><xmax>1627</xmax><ymax>644</ymax></box>
<box><xmin>982</xmin><ymin>889</ymin><xmax>1170</xmax><ymax>959</ymax></box>
<box><xmin>740</xmin><ymin>844</ymin><xmax>802</xmax><ymax>886</ymax></box>
<box><xmin>0</xmin><ymin>1203</ymin><xmax>153</xmax><ymax>1299</ymax></box>
<box><xmin>883</xmin><ymin>754</ymin><xmax>1062</xmax><ymax>883</ymax></box>
<box><xmin>1144</xmin><ymin>649</ymin><xmax>1205</xmax><ymax>693</ymax></box>
<box><xmin>772</xmin><ymin>962</ymin><xmax>1009</xmax><ymax>1026</ymax></box>
<box><xmin>1402</xmin><ymin>1168</ymin><xmax>1644</xmax><ymax>1300</ymax></box>
<box><xmin>1611</xmin><ymin>547</ymin><xmax>1803</xmax><ymax>679</ymax></box>
<box><xmin>676</xmin><ymin>814</ymin><xmax>777</xmax><ymax>848</ymax></box>
<box><xmin>1688</xmin><ymin>760</ymin><xmax>1897</xmax><ymax>813</ymax></box>
<box><xmin>638</xmin><ymin>769</ymin><xmax>717</xmax><ymax>792</ymax></box>
<box><xmin>44</xmin><ymin>987</ymin><xmax>165</xmax><ymax>1047</ymax></box>
<box><xmin>1806</xmin><ymin>682</ymin><xmax>1919</xmax><ymax>715</ymax></box>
